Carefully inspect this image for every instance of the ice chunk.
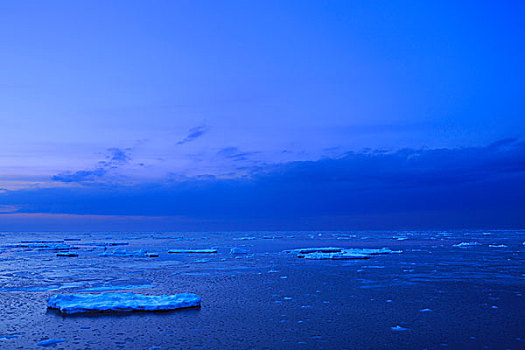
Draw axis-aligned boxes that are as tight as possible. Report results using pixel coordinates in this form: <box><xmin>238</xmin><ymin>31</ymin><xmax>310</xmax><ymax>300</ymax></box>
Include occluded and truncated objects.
<box><xmin>56</xmin><ymin>252</ymin><xmax>78</xmax><ymax>257</ymax></box>
<box><xmin>94</xmin><ymin>242</ymin><xmax>129</xmax><ymax>246</ymax></box>
<box><xmin>9</xmin><ymin>243</ymin><xmax>74</xmax><ymax>250</ymax></box>
<box><xmin>0</xmin><ymin>334</ymin><xmax>21</xmax><ymax>340</ymax></box>
<box><xmin>391</xmin><ymin>325</ymin><xmax>408</xmax><ymax>331</ymax></box>
<box><xmin>230</xmin><ymin>247</ymin><xmax>251</xmax><ymax>255</ymax></box>
<box><xmin>168</xmin><ymin>249</ymin><xmax>217</xmax><ymax>254</ymax></box>
<box><xmin>301</xmin><ymin>252</ymin><xmax>370</xmax><ymax>260</ymax></box>
<box><xmin>36</xmin><ymin>339</ymin><xmax>67</xmax><ymax>347</ymax></box>
<box><xmin>47</xmin><ymin>292</ymin><xmax>201</xmax><ymax>314</ymax></box>
<box><xmin>146</xmin><ymin>252</ymin><xmax>159</xmax><ymax>257</ymax></box>
<box><xmin>233</xmin><ymin>237</ymin><xmax>256</xmax><ymax>241</ymax></box>
<box><xmin>284</xmin><ymin>247</ymin><xmax>401</xmax><ymax>260</ymax></box>
<box><xmin>453</xmin><ymin>242</ymin><xmax>480</xmax><ymax>248</ymax></box>
<box><xmin>489</xmin><ymin>244</ymin><xmax>507</xmax><ymax>248</ymax></box>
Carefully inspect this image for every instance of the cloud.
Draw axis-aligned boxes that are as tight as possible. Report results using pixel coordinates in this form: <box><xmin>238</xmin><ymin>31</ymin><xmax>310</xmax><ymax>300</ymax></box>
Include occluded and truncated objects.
<box><xmin>177</xmin><ymin>126</ymin><xmax>207</xmax><ymax>145</ymax></box>
<box><xmin>52</xmin><ymin>147</ymin><xmax>132</xmax><ymax>183</ymax></box>
<box><xmin>52</xmin><ymin>168</ymin><xmax>108</xmax><ymax>183</ymax></box>
<box><xmin>216</xmin><ymin>147</ymin><xmax>260</xmax><ymax>162</ymax></box>
<box><xmin>3</xmin><ymin>139</ymin><xmax>525</xmax><ymax>229</ymax></box>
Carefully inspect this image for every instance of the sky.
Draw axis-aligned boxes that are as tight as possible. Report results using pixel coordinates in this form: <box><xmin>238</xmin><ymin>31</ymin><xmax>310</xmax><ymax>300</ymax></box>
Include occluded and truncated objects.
<box><xmin>0</xmin><ymin>1</ymin><xmax>524</xmax><ymax>230</ymax></box>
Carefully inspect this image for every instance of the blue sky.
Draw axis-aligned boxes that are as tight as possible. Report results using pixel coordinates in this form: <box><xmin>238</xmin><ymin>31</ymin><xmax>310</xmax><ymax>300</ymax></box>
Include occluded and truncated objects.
<box><xmin>1</xmin><ymin>1</ymin><xmax>524</xmax><ymax>230</ymax></box>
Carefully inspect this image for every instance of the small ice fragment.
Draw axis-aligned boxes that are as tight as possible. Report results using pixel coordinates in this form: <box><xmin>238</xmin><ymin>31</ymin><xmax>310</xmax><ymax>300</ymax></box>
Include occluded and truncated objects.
<box><xmin>56</xmin><ymin>252</ymin><xmax>78</xmax><ymax>257</ymax></box>
<box><xmin>452</xmin><ymin>242</ymin><xmax>480</xmax><ymax>248</ymax></box>
<box><xmin>230</xmin><ymin>247</ymin><xmax>251</xmax><ymax>255</ymax></box>
<box><xmin>488</xmin><ymin>244</ymin><xmax>507</xmax><ymax>248</ymax></box>
<box><xmin>11</xmin><ymin>243</ymin><xmax>73</xmax><ymax>250</ymax></box>
<box><xmin>47</xmin><ymin>292</ymin><xmax>201</xmax><ymax>314</ymax></box>
<box><xmin>386</xmin><ymin>300</ymin><xmax>392</xmax><ymax>303</ymax></box>
<box><xmin>168</xmin><ymin>249</ymin><xmax>217</xmax><ymax>254</ymax></box>
<box><xmin>284</xmin><ymin>297</ymin><xmax>293</xmax><ymax>300</ymax></box>
<box><xmin>279</xmin><ymin>276</ymin><xmax>288</xmax><ymax>279</ymax></box>
<box><xmin>491</xmin><ymin>305</ymin><xmax>498</xmax><ymax>309</ymax></box>
<box><xmin>233</xmin><ymin>237</ymin><xmax>256</xmax><ymax>241</ymax></box>
<box><xmin>419</xmin><ymin>308</ymin><xmax>432</xmax><ymax>312</ymax></box>
<box><xmin>391</xmin><ymin>325</ymin><xmax>408</xmax><ymax>331</ymax></box>
<box><xmin>0</xmin><ymin>334</ymin><xmax>21</xmax><ymax>340</ymax></box>
<box><xmin>36</xmin><ymin>339</ymin><xmax>67</xmax><ymax>347</ymax></box>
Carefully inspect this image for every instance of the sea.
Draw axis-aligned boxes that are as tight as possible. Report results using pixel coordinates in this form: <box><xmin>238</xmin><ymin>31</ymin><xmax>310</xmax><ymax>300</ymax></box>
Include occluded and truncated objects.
<box><xmin>0</xmin><ymin>230</ymin><xmax>523</xmax><ymax>349</ymax></box>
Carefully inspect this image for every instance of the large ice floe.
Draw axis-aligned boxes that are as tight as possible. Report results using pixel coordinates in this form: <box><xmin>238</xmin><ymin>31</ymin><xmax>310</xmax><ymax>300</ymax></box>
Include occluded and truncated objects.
<box><xmin>283</xmin><ymin>247</ymin><xmax>401</xmax><ymax>260</ymax></box>
<box><xmin>47</xmin><ymin>292</ymin><xmax>201</xmax><ymax>314</ymax></box>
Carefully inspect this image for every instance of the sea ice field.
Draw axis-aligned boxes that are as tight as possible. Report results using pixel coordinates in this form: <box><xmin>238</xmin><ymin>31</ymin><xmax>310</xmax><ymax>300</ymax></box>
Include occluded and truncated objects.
<box><xmin>0</xmin><ymin>230</ymin><xmax>523</xmax><ymax>349</ymax></box>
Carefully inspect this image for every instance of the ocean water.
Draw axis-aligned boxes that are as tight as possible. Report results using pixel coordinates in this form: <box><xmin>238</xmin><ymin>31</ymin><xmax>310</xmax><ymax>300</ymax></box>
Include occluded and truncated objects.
<box><xmin>0</xmin><ymin>230</ymin><xmax>523</xmax><ymax>349</ymax></box>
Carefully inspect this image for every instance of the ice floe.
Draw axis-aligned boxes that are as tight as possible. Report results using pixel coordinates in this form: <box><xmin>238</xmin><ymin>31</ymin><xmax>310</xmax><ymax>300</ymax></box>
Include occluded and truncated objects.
<box><xmin>8</xmin><ymin>243</ymin><xmax>74</xmax><ymax>251</ymax></box>
<box><xmin>453</xmin><ymin>242</ymin><xmax>481</xmax><ymax>248</ymax></box>
<box><xmin>230</xmin><ymin>247</ymin><xmax>251</xmax><ymax>255</ymax></box>
<box><xmin>47</xmin><ymin>292</ymin><xmax>201</xmax><ymax>314</ymax></box>
<box><xmin>168</xmin><ymin>249</ymin><xmax>217</xmax><ymax>254</ymax></box>
<box><xmin>284</xmin><ymin>247</ymin><xmax>401</xmax><ymax>259</ymax></box>
<box><xmin>36</xmin><ymin>339</ymin><xmax>67</xmax><ymax>347</ymax></box>
<box><xmin>56</xmin><ymin>252</ymin><xmax>78</xmax><ymax>257</ymax></box>
<box><xmin>0</xmin><ymin>334</ymin><xmax>21</xmax><ymax>340</ymax></box>
<box><xmin>391</xmin><ymin>325</ymin><xmax>408</xmax><ymax>331</ymax></box>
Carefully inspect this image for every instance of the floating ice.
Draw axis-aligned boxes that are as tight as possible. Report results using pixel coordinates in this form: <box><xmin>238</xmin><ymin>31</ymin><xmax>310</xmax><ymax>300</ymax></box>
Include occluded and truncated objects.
<box><xmin>233</xmin><ymin>237</ymin><xmax>256</xmax><ymax>241</ymax></box>
<box><xmin>453</xmin><ymin>242</ymin><xmax>480</xmax><ymax>248</ymax></box>
<box><xmin>391</xmin><ymin>325</ymin><xmax>408</xmax><ymax>331</ymax></box>
<box><xmin>302</xmin><ymin>252</ymin><xmax>370</xmax><ymax>260</ymax></box>
<box><xmin>489</xmin><ymin>244</ymin><xmax>507</xmax><ymax>248</ymax></box>
<box><xmin>168</xmin><ymin>249</ymin><xmax>217</xmax><ymax>254</ymax></box>
<box><xmin>56</xmin><ymin>252</ymin><xmax>78</xmax><ymax>257</ymax></box>
<box><xmin>284</xmin><ymin>247</ymin><xmax>401</xmax><ymax>260</ymax></box>
<box><xmin>419</xmin><ymin>308</ymin><xmax>432</xmax><ymax>312</ymax></box>
<box><xmin>0</xmin><ymin>334</ymin><xmax>21</xmax><ymax>340</ymax></box>
<box><xmin>9</xmin><ymin>243</ymin><xmax>74</xmax><ymax>250</ymax></box>
<box><xmin>230</xmin><ymin>247</ymin><xmax>251</xmax><ymax>255</ymax></box>
<box><xmin>146</xmin><ymin>252</ymin><xmax>159</xmax><ymax>257</ymax></box>
<box><xmin>94</xmin><ymin>242</ymin><xmax>129</xmax><ymax>246</ymax></box>
<box><xmin>36</xmin><ymin>339</ymin><xmax>67</xmax><ymax>347</ymax></box>
<box><xmin>47</xmin><ymin>292</ymin><xmax>201</xmax><ymax>314</ymax></box>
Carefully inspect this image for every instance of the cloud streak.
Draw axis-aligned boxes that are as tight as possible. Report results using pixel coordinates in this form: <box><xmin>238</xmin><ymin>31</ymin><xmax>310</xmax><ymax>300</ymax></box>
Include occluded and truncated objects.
<box><xmin>177</xmin><ymin>126</ymin><xmax>208</xmax><ymax>145</ymax></box>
